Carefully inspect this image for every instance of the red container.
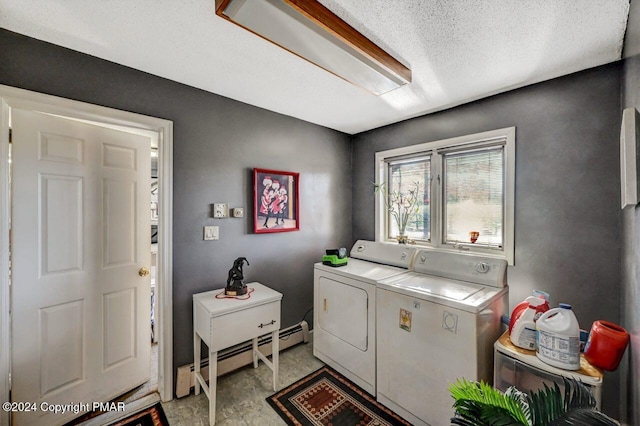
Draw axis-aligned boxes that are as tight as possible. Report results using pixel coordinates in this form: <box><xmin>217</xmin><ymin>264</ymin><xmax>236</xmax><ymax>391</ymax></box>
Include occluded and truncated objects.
<box><xmin>584</xmin><ymin>320</ymin><xmax>629</xmax><ymax>371</ymax></box>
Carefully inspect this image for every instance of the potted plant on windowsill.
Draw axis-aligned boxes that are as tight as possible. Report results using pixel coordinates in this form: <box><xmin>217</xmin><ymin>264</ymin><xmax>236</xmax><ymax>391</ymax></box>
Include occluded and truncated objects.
<box><xmin>374</xmin><ymin>181</ymin><xmax>420</xmax><ymax>244</ymax></box>
<box><xmin>449</xmin><ymin>377</ymin><xmax>618</xmax><ymax>425</ymax></box>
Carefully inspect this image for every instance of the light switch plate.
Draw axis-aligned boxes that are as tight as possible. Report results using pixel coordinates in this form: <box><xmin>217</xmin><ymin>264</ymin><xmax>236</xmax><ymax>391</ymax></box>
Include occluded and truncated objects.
<box><xmin>232</xmin><ymin>207</ymin><xmax>244</xmax><ymax>218</ymax></box>
<box><xmin>213</xmin><ymin>203</ymin><xmax>228</xmax><ymax>219</ymax></box>
<box><xmin>204</xmin><ymin>226</ymin><xmax>219</xmax><ymax>240</ymax></box>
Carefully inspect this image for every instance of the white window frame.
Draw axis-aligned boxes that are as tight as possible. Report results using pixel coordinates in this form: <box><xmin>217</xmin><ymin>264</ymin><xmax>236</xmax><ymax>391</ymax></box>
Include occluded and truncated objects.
<box><xmin>374</xmin><ymin>127</ymin><xmax>516</xmax><ymax>265</ymax></box>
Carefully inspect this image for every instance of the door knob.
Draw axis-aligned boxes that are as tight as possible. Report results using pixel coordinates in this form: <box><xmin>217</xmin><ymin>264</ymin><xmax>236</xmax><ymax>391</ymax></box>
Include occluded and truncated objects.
<box><xmin>138</xmin><ymin>267</ymin><xmax>150</xmax><ymax>277</ymax></box>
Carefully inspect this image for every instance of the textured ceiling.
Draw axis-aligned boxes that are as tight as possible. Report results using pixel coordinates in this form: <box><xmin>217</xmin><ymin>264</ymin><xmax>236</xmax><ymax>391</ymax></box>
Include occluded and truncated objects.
<box><xmin>0</xmin><ymin>0</ymin><xmax>630</xmax><ymax>134</ymax></box>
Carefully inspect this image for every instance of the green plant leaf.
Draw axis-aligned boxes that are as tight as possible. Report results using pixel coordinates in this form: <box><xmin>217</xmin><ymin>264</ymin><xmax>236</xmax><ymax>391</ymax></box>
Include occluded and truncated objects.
<box><xmin>505</xmin><ymin>386</ymin><xmax>532</xmax><ymax>423</ymax></box>
<box><xmin>451</xmin><ymin>417</ymin><xmax>482</xmax><ymax>426</ymax></box>
<box><xmin>449</xmin><ymin>379</ymin><xmax>529</xmax><ymax>425</ymax></box>
<box><xmin>529</xmin><ymin>382</ymin><xmax>563</xmax><ymax>426</ymax></box>
<box><xmin>563</xmin><ymin>377</ymin><xmax>597</xmax><ymax>411</ymax></box>
<box><xmin>450</xmin><ymin>377</ymin><xmax>619</xmax><ymax>426</ymax></box>
<box><xmin>549</xmin><ymin>408</ymin><xmax>619</xmax><ymax>425</ymax></box>
<box><xmin>521</xmin><ymin>378</ymin><xmax>619</xmax><ymax>426</ymax></box>
<box><xmin>452</xmin><ymin>400</ymin><xmax>525</xmax><ymax>425</ymax></box>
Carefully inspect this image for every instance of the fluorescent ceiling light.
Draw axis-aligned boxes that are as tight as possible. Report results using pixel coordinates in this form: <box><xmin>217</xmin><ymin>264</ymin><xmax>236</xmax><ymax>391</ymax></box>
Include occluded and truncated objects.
<box><xmin>215</xmin><ymin>0</ymin><xmax>412</xmax><ymax>95</ymax></box>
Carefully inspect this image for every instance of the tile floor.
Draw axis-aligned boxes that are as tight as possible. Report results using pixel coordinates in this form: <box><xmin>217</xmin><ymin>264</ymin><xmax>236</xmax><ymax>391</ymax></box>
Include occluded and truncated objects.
<box><xmin>161</xmin><ymin>341</ymin><xmax>323</xmax><ymax>425</ymax></box>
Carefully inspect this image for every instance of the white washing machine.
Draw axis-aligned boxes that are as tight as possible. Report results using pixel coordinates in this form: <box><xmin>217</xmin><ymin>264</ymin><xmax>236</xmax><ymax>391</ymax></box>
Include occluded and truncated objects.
<box><xmin>376</xmin><ymin>249</ymin><xmax>508</xmax><ymax>426</ymax></box>
<box><xmin>313</xmin><ymin>240</ymin><xmax>418</xmax><ymax>395</ymax></box>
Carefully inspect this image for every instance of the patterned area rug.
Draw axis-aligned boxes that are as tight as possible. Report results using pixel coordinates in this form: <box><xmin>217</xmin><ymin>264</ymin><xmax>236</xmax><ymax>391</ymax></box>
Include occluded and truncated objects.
<box><xmin>108</xmin><ymin>402</ymin><xmax>169</xmax><ymax>426</ymax></box>
<box><xmin>267</xmin><ymin>367</ymin><xmax>410</xmax><ymax>425</ymax></box>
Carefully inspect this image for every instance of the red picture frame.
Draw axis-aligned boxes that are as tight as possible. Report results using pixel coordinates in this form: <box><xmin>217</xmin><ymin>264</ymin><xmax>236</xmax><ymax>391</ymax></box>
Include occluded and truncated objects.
<box><xmin>253</xmin><ymin>168</ymin><xmax>300</xmax><ymax>233</ymax></box>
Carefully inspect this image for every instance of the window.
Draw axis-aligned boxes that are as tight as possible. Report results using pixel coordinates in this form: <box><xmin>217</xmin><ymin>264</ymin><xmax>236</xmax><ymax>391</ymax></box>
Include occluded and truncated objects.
<box><xmin>387</xmin><ymin>156</ymin><xmax>431</xmax><ymax>241</ymax></box>
<box><xmin>375</xmin><ymin>127</ymin><xmax>515</xmax><ymax>264</ymax></box>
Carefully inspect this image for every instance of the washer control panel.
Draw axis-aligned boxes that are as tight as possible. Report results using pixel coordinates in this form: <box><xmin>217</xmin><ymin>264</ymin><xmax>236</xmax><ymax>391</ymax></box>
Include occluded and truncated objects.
<box><xmin>476</xmin><ymin>262</ymin><xmax>490</xmax><ymax>273</ymax></box>
<box><xmin>414</xmin><ymin>249</ymin><xmax>507</xmax><ymax>288</ymax></box>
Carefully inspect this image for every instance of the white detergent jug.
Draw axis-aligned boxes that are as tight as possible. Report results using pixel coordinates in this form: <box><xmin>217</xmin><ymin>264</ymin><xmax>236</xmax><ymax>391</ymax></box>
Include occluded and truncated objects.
<box><xmin>536</xmin><ymin>303</ymin><xmax>581</xmax><ymax>370</ymax></box>
<box><xmin>510</xmin><ymin>297</ymin><xmax>545</xmax><ymax>350</ymax></box>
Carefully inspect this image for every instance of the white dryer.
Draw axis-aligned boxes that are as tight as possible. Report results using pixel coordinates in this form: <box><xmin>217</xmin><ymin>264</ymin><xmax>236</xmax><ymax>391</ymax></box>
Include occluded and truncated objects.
<box><xmin>313</xmin><ymin>240</ymin><xmax>417</xmax><ymax>395</ymax></box>
<box><xmin>376</xmin><ymin>250</ymin><xmax>508</xmax><ymax>426</ymax></box>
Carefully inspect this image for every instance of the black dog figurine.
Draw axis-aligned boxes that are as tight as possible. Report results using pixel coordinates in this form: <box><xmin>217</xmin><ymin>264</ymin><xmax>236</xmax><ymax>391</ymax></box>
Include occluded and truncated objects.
<box><xmin>225</xmin><ymin>257</ymin><xmax>250</xmax><ymax>296</ymax></box>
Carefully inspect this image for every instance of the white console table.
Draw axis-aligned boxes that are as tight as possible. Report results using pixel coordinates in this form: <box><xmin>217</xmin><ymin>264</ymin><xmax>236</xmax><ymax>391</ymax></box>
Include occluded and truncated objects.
<box><xmin>193</xmin><ymin>282</ymin><xmax>282</xmax><ymax>425</ymax></box>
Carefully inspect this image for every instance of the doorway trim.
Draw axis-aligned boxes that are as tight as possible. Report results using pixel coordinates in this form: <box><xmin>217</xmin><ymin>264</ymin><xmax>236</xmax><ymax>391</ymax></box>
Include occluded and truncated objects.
<box><xmin>0</xmin><ymin>85</ymin><xmax>174</xmax><ymax>426</ymax></box>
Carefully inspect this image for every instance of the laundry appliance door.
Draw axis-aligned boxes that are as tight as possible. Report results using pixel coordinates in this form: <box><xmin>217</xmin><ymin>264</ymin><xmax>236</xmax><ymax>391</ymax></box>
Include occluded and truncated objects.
<box><xmin>314</xmin><ymin>269</ymin><xmax>375</xmax><ymax>395</ymax></box>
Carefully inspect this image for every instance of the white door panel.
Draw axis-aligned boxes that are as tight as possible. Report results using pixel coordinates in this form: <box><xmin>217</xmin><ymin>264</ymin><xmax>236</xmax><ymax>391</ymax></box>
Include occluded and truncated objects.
<box><xmin>317</xmin><ymin>276</ymin><xmax>368</xmax><ymax>350</ymax></box>
<box><xmin>11</xmin><ymin>109</ymin><xmax>151</xmax><ymax>425</ymax></box>
<box><xmin>313</xmin><ymin>269</ymin><xmax>376</xmax><ymax>395</ymax></box>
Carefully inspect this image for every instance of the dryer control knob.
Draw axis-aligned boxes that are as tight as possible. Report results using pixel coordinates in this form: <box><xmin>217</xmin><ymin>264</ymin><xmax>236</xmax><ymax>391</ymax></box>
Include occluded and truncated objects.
<box><xmin>476</xmin><ymin>262</ymin><xmax>490</xmax><ymax>273</ymax></box>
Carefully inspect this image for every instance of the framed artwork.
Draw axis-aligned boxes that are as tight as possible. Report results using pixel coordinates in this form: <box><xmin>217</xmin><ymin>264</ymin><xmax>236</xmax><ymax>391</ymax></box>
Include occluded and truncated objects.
<box><xmin>253</xmin><ymin>168</ymin><xmax>300</xmax><ymax>233</ymax></box>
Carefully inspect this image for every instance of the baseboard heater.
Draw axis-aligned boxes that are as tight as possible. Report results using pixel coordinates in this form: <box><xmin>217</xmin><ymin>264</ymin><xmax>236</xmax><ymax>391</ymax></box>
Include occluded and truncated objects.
<box><xmin>176</xmin><ymin>320</ymin><xmax>309</xmax><ymax>398</ymax></box>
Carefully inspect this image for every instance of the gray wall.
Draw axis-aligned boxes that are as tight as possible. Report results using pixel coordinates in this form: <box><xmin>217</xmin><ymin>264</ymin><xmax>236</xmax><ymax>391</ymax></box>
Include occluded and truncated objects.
<box><xmin>0</xmin><ymin>29</ymin><xmax>352</xmax><ymax>389</ymax></box>
<box><xmin>351</xmin><ymin>64</ymin><xmax>623</xmax><ymax>417</ymax></box>
<box><xmin>621</xmin><ymin>0</ymin><xmax>640</xmax><ymax>423</ymax></box>
<box><xmin>0</xmin><ymin>25</ymin><xmax>631</xmax><ymax>418</ymax></box>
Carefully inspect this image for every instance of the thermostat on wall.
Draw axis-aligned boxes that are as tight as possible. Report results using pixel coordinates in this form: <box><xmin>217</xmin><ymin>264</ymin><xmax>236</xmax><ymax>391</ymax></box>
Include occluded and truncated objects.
<box><xmin>213</xmin><ymin>203</ymin><xmax>228</xmax><ymax>218</ymax></box>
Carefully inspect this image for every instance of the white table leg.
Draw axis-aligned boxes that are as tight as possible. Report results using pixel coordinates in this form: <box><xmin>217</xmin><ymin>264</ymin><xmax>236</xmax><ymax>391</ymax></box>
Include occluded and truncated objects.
<box><xmin>209</xmin><ymin>350</ymin><xmax>218</xmax><ymax>426</ymax></box>
<box><xmin>252</xmin><ymin>338</ymin><xmax>258</xmax><ymax>368</ymax></box>
<box><xmin>194</xmin><ymin>333</ymin><xmax>201</xmax><ymax>396</ymax></box>
<box><xmin>271</xmin><ymin>329</ymin><xmax>279</xmax><ymax>391</ymax></box>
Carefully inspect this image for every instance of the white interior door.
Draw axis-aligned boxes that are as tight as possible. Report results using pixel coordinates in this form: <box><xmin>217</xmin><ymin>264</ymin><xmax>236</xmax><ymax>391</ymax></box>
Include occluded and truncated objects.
<box><xmin>11</xmin><ymin>108</ymin><xmax>151</xmax><ymax>425</ymax></box>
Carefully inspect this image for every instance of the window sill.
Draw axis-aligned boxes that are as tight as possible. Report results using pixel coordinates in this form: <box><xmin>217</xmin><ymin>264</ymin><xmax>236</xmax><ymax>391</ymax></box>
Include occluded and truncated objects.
<box><xmin>379</xmin><ymin>238</ymin><xmax>513</xmax><ymax>265</ymax></box>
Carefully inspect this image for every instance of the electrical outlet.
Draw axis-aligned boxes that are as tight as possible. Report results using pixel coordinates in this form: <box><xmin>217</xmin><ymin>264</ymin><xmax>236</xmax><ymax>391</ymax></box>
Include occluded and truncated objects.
<box><xmin>232</xmin><ymin>207</ymin><xmax>244</xmax><ymax>218</ymax></box>
<box><xmin>204</xmin><ymin>226</ymin><xmax>219</xmax><ymax>240</ymax></box>
<box><xmin>213</xmin><ymin>203</ymin><xmax>228</xmax><ymax>219</ymax></box>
